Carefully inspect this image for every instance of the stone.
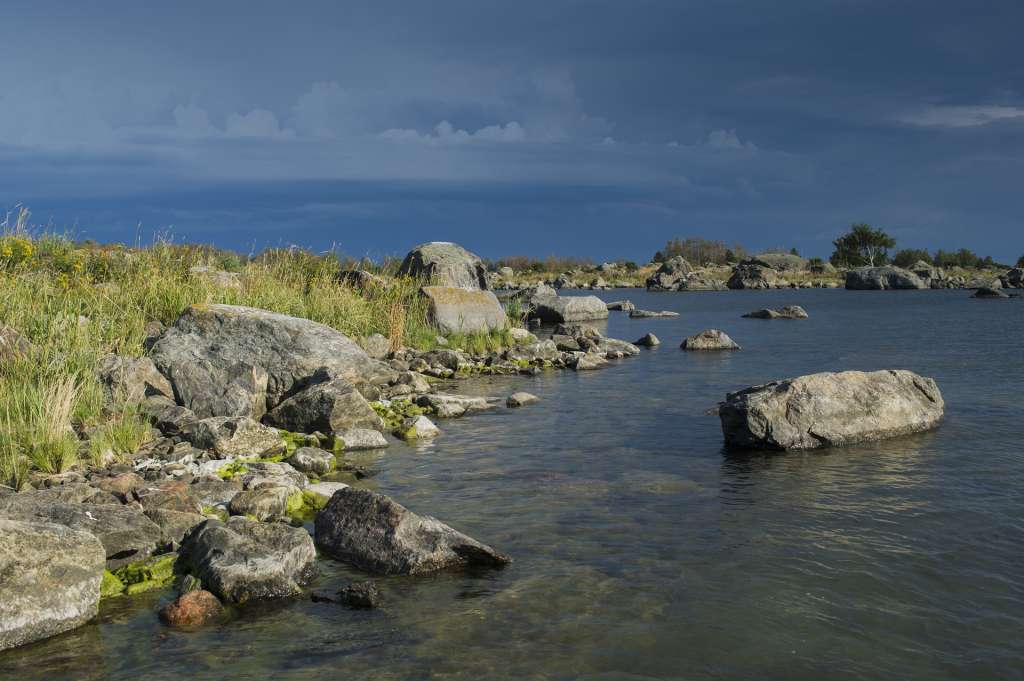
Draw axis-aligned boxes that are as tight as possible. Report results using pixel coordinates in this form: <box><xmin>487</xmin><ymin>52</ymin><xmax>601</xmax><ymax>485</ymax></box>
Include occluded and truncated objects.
<box><xmin>420</xmin><ymin>286</ymin><xmax>508</xmax><ymax>334</ymax></box>
<box><xmin>162</xmin><ymin>359</ymin><xmax>269</xmax><ymax>420</ymax></box>
<box><xmin>144</xmin><ymin>509</ymin><xmax>206</xmax><ymax>549</ymax></box>
<box><xmin>674</xmin><ymin>275</ymin><xmax>727</xmax><ymax>291</ymax></box>
<box><xmin>727</xmin><ymin>260</ymin><xmax>779</xmax><ymax>289</ymax></box>
<box><xmin>634</xmin><ymin>332</ymin><xmax>660</xmax><ymax>347</ymax></box>
<box><xmin>179</xmin><ymin>517</ymin><xmax>317</xmax><ymax>603</ymax></box>
<box><xmin>972</xmin><ymin>287</ymin><xmax>1009</xmax><ymax>299</ymax></box>
<box><xmin>338</xmin><ymin>269</ymin><xmax>386</xmax><ymax>290</ymax></box>
<box><xmin>96</xmin><ymin>354</ymin><xmax>173</xmax><ymax>407</ymax></box>
<box><xmin>337</xmin><ymin>428</ymin><xmax>389</xmax><ymax>450</ymax></box>
<box><xmin>189</xmin><ymin>266</ymin><xmax>242</xmax><ymax>290</ymax></box>
<box><xmin>845</xmin><ymin>266</ymin><xmax>927</xmax><ymax>290</ymax></box>
<box><xmin>140</xmin><ymin>394</ymin><xmax>199</xmax><ymax>437</ymax></box>
<box><xmin>742</xmin><ymin>305</ymin><xmax>809</xmax><ymax>319</ymax></box>
<box><xmin>415</xmin><ymin>393</ymin><xmax>495</xmax><ymax>418</ymax></box>
<box><xmin>719</xmin><ymin>369</ymin><xmax>944</xmax><ymax>450</ymax></box>
<box><xmin>750</xmin><ymin>253</ymin><xmax>807</xmax><ymax>272</ymax></box>
<box><xmin>606</xmin><ymin>300</ymin><xmax>635</xmax><ymax>312</ymax></box>
<box><xmin>314</xmin><ymin>487</ymin><xmax>510</xmax><ymax>575</ymax></box>
<box><xmin>150</xmin><ymin>304</ymin><xmax>395</xmax><ymax>412</ymax></box>
<box><xmin>286</xmin><ymin>447</ymin><xmax>336</xmax><ymax>476</ymax></box>
<box><xmin>1001</xmin><ymin>268</ymin><xmax>1023</xmax><ymax>288</ymax></box>
<box><xmin>337</xmin><ymin>582</ymin><xmax>380</xmax><ymax>609</ymax></box>
<box><xmin>239</xmin><ymin>462</ymin><xmax>308</xmax><ymax>493</ymax></box>
<box><xmin>0</xmin><ymin>519</ymin><xmax>105</xmax><ymax>652</ymax></box>
<box><xmin>189</xmin><ymin>479</ymin><xmax>243</xmax><ymax>507</ymax></box>
<box><xmin>573</xmin><ymin>353</ymin><xmax>608</xmax><ymax>371</ymax></box>
<box><xmin>228</xmin><ymin>486</ymin><xmax>290</xmax><ymax>521</ymax></box>
<box><xmin>0</xmin><ymin>495</ymin><xmax>165</xmax><ymax>569</ymax></box>
<box><xmin>645</xmin><ymin>256</ymin><xmax>694</xmax><ymax>290</ymax></box>
<box><xmin>159</xmin><ymin>589</ymin><xmax>223</xmax><ymax>628</ymax></box>
<box><xmin>529</xmin><ymin>295</ymin><xmax>610</xmax><ymax>324</ymax></box>
<box><xmin>182</xmin><ymin>417</ymin><xmax>284</xmax><ymax>458</ymax></box>
<box><xmin>681</xmin><ymin>329</ymin><xmax>741</xmax><ymax>351</ymax></box>
<box><xmin>305</xmin><ymin>481</ymin><xmax>350</xmax><ymax>505</ymax></box>
<box><xmin>508</xmin><ymin>327</ymin><xmax>536</xmax><ymax>343</ymax></box>
<box><xmin>506</xmin><ymin>392</ymin><xmax>539</xmax><ymax>408</ymax></box>
<box><xmin>0</xmin><ymin>323</ymin><xmax>33</xmax><ymax>363</ymax></box>
<box><xmin>264</xmin><ymin>374</ymin><xmax>384</xmax><ymax>435</ymax></box>
<box><xmin>360</xmin><ymin>333</ymin><xmax>390</xmax><ymax>360</ymax></box>
<box><xmin>135</xmin><ymin>480</ymin><xmax>203</xmax><ymax>514</ymax></box>
<box><xmin>397</xmin><ymin>242</ymin><xmax>489</xmax><ymax>290</ymax></box>
<box><xmin>629</xmin><ymin>309</ymin><xmax>679</xmax><ymax>318</ymax></box>
<box><xmin>505</xmin><ymin>340</ymin><xmax>560</xmax><ymax>363</ymax></box>
<box><xmin>395</xmin><ymin>415</ymin><xmax>440</xmax><ymax>440</ymax></box>
<box><xmin>92</xmin><ymin>472</ymin><xmax>146</xmax><ymax>502</ymax></box>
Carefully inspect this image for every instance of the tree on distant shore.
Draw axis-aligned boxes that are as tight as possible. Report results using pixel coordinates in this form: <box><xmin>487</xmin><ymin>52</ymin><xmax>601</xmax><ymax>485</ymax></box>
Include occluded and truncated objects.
<box><xmin>829</xmin><ymin>223</ymin><xmax>895</xmax><ymax>267</ymax></box>
<box><xmin>892</xmin><ymin>249</ymin><xmax>933</xmax><ymax>268</ymax></box>
<box><xmin>654</xmin><ymin>238</ymin><xmax>746</xmax><ymax>265</ymax></box>
<box><xmin>1017</xmin><ymin>255</ymin><xmax>1024</xmax><ymax>268</ymax></box>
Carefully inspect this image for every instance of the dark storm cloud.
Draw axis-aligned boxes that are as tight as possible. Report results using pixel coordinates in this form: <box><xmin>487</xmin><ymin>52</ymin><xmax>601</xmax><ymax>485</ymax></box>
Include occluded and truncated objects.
<box><xmin>2</xmin><ymin>0</ymin><xmax>1023</xmax><ymax>259</ymax></box>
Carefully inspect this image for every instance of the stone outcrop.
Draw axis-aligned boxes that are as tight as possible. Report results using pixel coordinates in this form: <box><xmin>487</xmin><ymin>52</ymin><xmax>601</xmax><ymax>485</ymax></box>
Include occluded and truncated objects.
<box><xmin>150</xmin><ymin>304</ymin><xmax>395</xmax><ymax>415</ymax></box>
<box><xmin>97</xmin><ymin>354</ymin><xmax>173</xmax><ymax>407</ymax></box>
<box><xmin>999</xmin><ymin>268</ymin><xmax>1023</xmax><ymax>288</ymax></box>
<box><xmin>314</xmin><ymin>487</ymin><xmax>509</xmax><ymax>575</ymax></box>
<box><xmin>529</xmin><ymin>295</ymin><xmax>609</xmax><ymax>324</ymax></box>
<box><xmin>681</xmin><ymin>329</ymin><xmax>740</xmax><ymax>351</ymax></box>
<box><xmin>645</xmin><ymin>256</ymin><xmax>693</xmax><ymax>290</ymax></box>
<box><xmin>264</xmin><ymin>373</ymin><xmax>383</xmax><ymax>434</ymax></box>
<box><xmin>179</xmin><ymin>517</ymin><xmax>317</xmax><ymax>603</ymax></box>
<box><xmin>742</xmin><ymin>305</ymin><xmax>809</xmax><ymax>319</ymax></box>
<box><xmin>845</xmin><ymin>266</ymin><xmax>926</xmax><ymax>290</ymax></box>
<box><xmin>421</xmin><ymin>286</ymin><xmax>507</xmax><ymax>334</ymax></box>
<box><xmin>752</xmin><ymin>253</ymin><xmax>807</xmax><ymax>272</ymax></box>
<box><xmin>719</xmin><ymin>369</ymin><xmax>944</xmax><ymax>450</ymax></box>
<box><xmin>181</xmin><ymin>416</ymin><xmax>284</xmax><ymax>458</ymax></box>
<box><xmin>397</xmin><ymin>242</ymin><xmax>489</xmax><ymax>290</ymax></box>
<box><xmin>727</xmin><ymin>260</ymin><xmax>778</xmax><ymax>290</ymax></box>
<box><xmin>0</xmin><ymin>519</ymin><xmax>106</xmax><ymax>652</ymax></box>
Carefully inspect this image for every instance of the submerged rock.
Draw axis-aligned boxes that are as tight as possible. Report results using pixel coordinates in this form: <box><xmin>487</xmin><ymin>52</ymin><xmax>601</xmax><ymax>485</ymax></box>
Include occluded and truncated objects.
<box><xmin>314</xmin><ymin>487</ymin><xmax>510</xmax><ymax>575</ymax></box>
<box><xmin>742</xmin><ymin>305</ymin><xmax>809</xmax><ymax>319</ymax></box>
<box><xmin>681</xmin><ymin>329</ymin><xmax>741</xmax><ymax>351</ymax></box>
<box><xmin>506</xmin><ymin>392</ymin><xmax>539</xmax><ymax>408</ymax></box>
<box><xmin>179</xmin><ymin>517</ymin><xmax>317</xmax><ymax>603</ymax></box>
<box><xmin>845</xmin><ymin>266</ymin><xmax>926</xmax><ymax>290</ymax></box>
<box><xmin>628</xmin><ymin>309</ymin><xmax>679</xmax><ymax>318</ymax></box>
<box><xmin>719</xmin><ymin>369</ymin><xmax>944</xmax><ymax>450</ymax></box>
<box><xmin>397</xmin><ymin>242</ymin><xmax>490</xmax><ymax>290</ymax></box>
<box><xmin>395</xmin><ymin>415</ymin><xmax>441</xmax><ymax>440</ymax></box>
<box><xmin>159</xmin><ymin>589</ymin><xmax>224</xmax><ymax>628</ymax></box>
<box><xmin>0</xmin><ymin>519</ymin><xmax>106</xmax><ymax>652</ymax></box>
<box><xmin>421</xmin><ymin>286</ymin><xmax>507</xmax><ymax>334</ymax></box>
<box><xmin>337</xmin><ymin>582</ymin><xmax>381</xmax><ymax>609</ymax></box>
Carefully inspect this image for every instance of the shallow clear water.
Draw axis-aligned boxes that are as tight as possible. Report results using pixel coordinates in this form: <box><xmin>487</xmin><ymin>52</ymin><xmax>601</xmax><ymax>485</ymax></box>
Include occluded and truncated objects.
<box><xmin>3</xmin><ymin>289</ymin><xmax>1023</xmax><ymax>681</ymax></box>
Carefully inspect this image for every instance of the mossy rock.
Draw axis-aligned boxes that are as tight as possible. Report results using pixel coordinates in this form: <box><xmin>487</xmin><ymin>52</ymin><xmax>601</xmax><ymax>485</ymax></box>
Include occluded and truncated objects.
<box><xmin>101</xmin><ymin>570</ymin><xmax>126</xmax><ymax>598</ymax></box>
<box><xmin>113</xmin><ymin>553</ymin><xmax>178</xmax><ymax>596</ymax></box>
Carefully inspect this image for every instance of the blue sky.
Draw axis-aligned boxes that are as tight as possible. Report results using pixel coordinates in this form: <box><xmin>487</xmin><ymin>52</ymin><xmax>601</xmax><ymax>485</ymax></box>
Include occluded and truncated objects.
<box><xmin>2</xmin><ymin>0</ymin><xmax>1023</xmax><ymax>262</ymax></box>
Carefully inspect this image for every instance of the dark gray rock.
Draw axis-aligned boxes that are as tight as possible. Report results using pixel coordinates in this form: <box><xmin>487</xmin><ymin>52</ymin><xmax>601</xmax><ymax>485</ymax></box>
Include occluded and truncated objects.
<box><xmin>1000</xmin><ymin>268</ymin><xmax>1023</xmax><ymax>288</ymax></box>
<box><xmin>421</xmin><ymin>286</ymin><xmax>508</xmax><ymax>334</ymax></box>
<box><xmin>0</xmin><ymin>519</ymin><xmax>105</xmax><ymax>652</ymax></box>
<box><xmin>397</xmin><ymin>242</ymin><xmax>489</xmax><ymax>290</ymax></box>
<box><xmin>96</xmin><ymin>353</ymin><xmax>173</xmax><ymax>407</ymax></box>
<box><xmin>140</xmin><ymin>394</ymin><xmax>199</xmax><ymax>437</ymax></box>
<box><xmin>720</xmin><ymin>369</ymin><xmax>944</xmax><ymax>450</ymax></box>
<box><xmin>228</xmin><ymin>486</ymin><xmax>289</xmax><ymax>521</ymax></box>
<box><xmin>264</xmin><ymin>374</ymin><xmax>383</xmax><ymax>435</ymax></box>
<box><xmin>338</xmin><ymin>269</ymin><xmax>386</xmax><ymax>290</ymax></box>
<box><xmin>337</xmin><ymin>582</ymin><xmax>380</xmax><ymax>609</ymax></box>
<box><xmin>727</xmin><ymin>260</ymin><xmax>778</xmax><ymax>290</ymax></box>
<box><xmin>144</xmin><ymin>509</ymin><xmax>206</xmax><ymax>549</ymax></box>
<box><xmin>972</xmin><ymin>287</ymin><xmax>1009</xmax><ymax>299</ymax></box>
<box><xmin>314</xmin><ymin>487</ymin><xmax>510</xmax><ymax>575</ymax></box>
<box><xmin>179</xmin><ymin>517</ymin><xmax>317</xmax><ymax>603</ymax></box>
<box><xmin>845</xmin><ymin>266</ymin><xmax>926</xmax><ymax>290</ymax></box>
<box><xmin>161</xmin><ymin>359</ymin><xmax>268</xmax><ymax>420</ymax></box>
<box><xmin>150</xmin><ymin>304</ymin><xmax>395</xmax><ymax>412</ymax></box>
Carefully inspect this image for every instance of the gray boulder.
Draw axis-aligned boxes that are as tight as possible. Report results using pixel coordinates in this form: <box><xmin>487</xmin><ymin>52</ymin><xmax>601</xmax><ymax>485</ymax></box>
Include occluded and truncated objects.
<box><xmin>182</xmin><ymin>417</ymin><xmax>284</xmax><ymax>458</ymax></box>
<box><xmin>286</xmin><ymin>447</ymin><xmax>336</xmax><ymax>476</ymax></box>
<box><xmin>150</xmin><ymin>304</ymin><xmax>395</xmax><ymax>413</ymax></box>
<box><xmin>415</xmin><ymin>393</ymin><xmax>496</xmax><ymax>418</ymax></box>
<box><xmin>161</xmin><ymin>359</ymin><xmax>268</xmax><ymax>420</ymax></box>
<box><xmin>727</xmin><ymin>260</ymin><xmax>778</xmax><ymax>290</ymax></box>
<box><xmin>97</xmin><ymin>353</ymin><xmax>173</xmax><ymax>407</ymax></box>
<box><xmin>338</xmin><ymin>269</ymin><xmax>386</xmax><ymax>290</ymax></box>
<box><xmin>635</xmin><ymin>332</ymin><xmax>660</xmax><ymax>347</ymax></box>
<box><xmin>505</xmin><ymin>339</ymin><xmax>560</xmax><ymax>363</ymax></box>
<box><xmin>681</xmin><ymin>329</ymin><xmax>740</xmax><ymax>351</ymax></box>
<box><xmin>606</xmin><ymin>300</ymin><xmax>635</xmax><ymax>312</ymax></box>
<box><xmin>238</xmin><ymin>462</ymin><xmax>308</xmax><ymax>493</ymax></box>
<box><xmin>742</xmin><ymin>305</ymin><xmax>809</xmax><ymax>319</ymax></box>
<box><xmin>530</xmin><ymin>295</ymin><xmax>609</xmax><ymax>323</ymax></box>
<box><xmin>645</xmin><ymin>256</ymin><xmax>694</xmax><ymax>290</ymax></box>
<box><xmin>314</xmin><ymin>487</ymin><xmax>510</xmax><ymax>575</ymax></box>
<box><xmin>674</xmin><ymin>275</ymin><xmax>727</xmax><ymax>291</ymax></box>
<box><xmin>1001</xmin><ymin>268</ymin><xmax>1023</xmax><ymax>288</ymax></box>
<box><xmin>720</xmin><ymin>369</ymin><xmax>944</xmax><ymax>450</ymax></box>
<box><xmin>506</xmin><ymin>392</ymin><xmax>539</xmax><ymax>408</ymax></box>
<box><xmin>421</xmin><ymin>286</ymin><xmax>507</xmax><ymax>334</ymax></box>
<box><xmin>845</xmin><ymin>266</ymin><xmax>926</xmax><ymax>290</ymax></box>
<box><xmin>179</xmin><ymin>517</ymin><xmax>317</xmax><ymax>603</ymax></box>
<box><xmin>0</xmin><ymin>324</ymin><xmax>33</xmax><ymax>363</ymax></box>
<box><xmin>264</xmin><ymin>374</ymin><xmax>383</xmax><ymax>435</ymax></box>
<box><xmin>336</xmin><ymin>428</ymin><xmax>389</xmax><ymax>450</ymax></box>
<box><xmin>397</xmin><ymin>242</ymin><xmax>489</xmax><ymax>290</ymax></box>
<box><xmin>360</xmin><ymin>333</ymin><xmax>390</xmax><ymax>360</ymax></box>
<box><xmin>0</xmin><ymin>519</ymin><xmax>105</xmax><ymax>652</ymax></box>
<box><xmin>629</xmin><ymin>309</ymin><xmax>679</xmax><ymax>318</ymax></box>
<box><xmin>228</xmin><ymin>486</ymin><xmax>290</xmax><ymax>521</ymax></box>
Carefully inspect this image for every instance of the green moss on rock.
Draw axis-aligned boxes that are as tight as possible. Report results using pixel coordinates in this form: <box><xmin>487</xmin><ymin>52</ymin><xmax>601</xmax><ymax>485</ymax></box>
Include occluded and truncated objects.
<box><xmin>113</xmin><ymin>553</ymin><xmax>178</xmax><ymax>596</ymax></box>
<box><xmin>100</xmin><ymin>570</ymin><xmax>126</xmax><ymax>598</ymax></box>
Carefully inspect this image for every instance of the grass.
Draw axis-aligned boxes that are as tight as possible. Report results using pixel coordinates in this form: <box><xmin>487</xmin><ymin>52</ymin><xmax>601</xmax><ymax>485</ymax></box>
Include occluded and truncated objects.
<box><xmin>0</xmin><ymin>214</ymin><xmax>521</xmax><ymax>488</ymax></box>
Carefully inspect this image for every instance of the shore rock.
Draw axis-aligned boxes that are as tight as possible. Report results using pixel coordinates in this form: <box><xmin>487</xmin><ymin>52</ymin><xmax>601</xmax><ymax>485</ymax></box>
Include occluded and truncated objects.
<box><xmin>742</xmin><ymin>305</ymin><xmax>809</xmax><ymax>320</ymax></box>
<box><xmin>182</xmin><ymin>416</ymin><xmax>284</xmax><ymax>458</ymax></box>
<box><xmin>635</xmin><ymin>332</ymin><xmax>660</xmax><ymax>347</ymax></box>
<box><xmin>506</xmin><ymin>392</ymin><xmax>539</xmax><ymax>408</ymax></box>
<box><xmin>629</xmin><ymin>309</ymin><xmax>679</xmax><ymax>318</ymax></box>
<box><xmin>681</xmin><ymin>329</ymin><xmax>740</xmax><ymax>351</ymax></box>
<box><xmin>719</xmin><ymin>369</ymin><xmax>944</xmax><ymax>450</ymax></box>
<box><xmin>0</xmin><ymin>519</ymin><xmax>106</xmax><ymax>652</ymax></box>
<box><xmin>395</xmin><ymin>415</ymin><xmax>441</xmax><ymax>440</ymax></box>
<box><xmin>645</xmin><ymin>256</ymin><xmax>694</xmax><ymax>290</ymax></box>
<box><xmin>150</xmin><ymin>304</ymin><xmax>395</xmax><ymax>413</ymax></box>
<box><xmin>397</xmin><ymin>242</ymin><xmax>489</xmax><ymax>290</ymax></box>
<box><xmin>179</xmin><ymin>517</ymin><xmax>317</xmax><ymax>603</ymax></box>
<box><xmin>264</xmin><ymin>374</ymin><xmax>383</xmax><ymax>434</ymax></box>
<box><xmin>336</xmin><ymin>428</ymin><xmax>389</xmax><ymax>450</ymax></box>
<box><xmin>97</xmin><ymin>354</ymin><xmax>173</xmax><ymax>407</ymax></box>
<box><xmin>606</xmin><ymin>300</ymin><xmax>635</xmax><ymax>312</ymax></box>
<box><xmin>159</xmin><ymin>589</ymin><xmax>224</xmax><ymax>628</ymax></box>
<box><xmin>845</xmin><ymin>266</ymin><xmax>926</xmax><ymax>290</ymax></box>
<box><xmin>286</xmin><ymin>447</ymin><xmax>336</xmax><ymax>476</ymax></box>
<box><xmin>228</xmin><ymin>486</ymin><xmax>289</xmax><ymax>521</ymax></box>
<box><xmin>421</xmin><ymin>286</ymin><xmax>507</xmax><ymax>334</ymax></box>
<box><xmin>972</xmin><ymin>287</ymin><xmax>1009</xmax><ymax>299</ymax></box>
<box><xmin>0</xmin><ymin>324</ymin><xmax>33</xmax><ymax>363</ymax></box>
<box><xmin>752</xmin><ymin>253</ymin><xmax>807</xmax><ymax>272</ymax></box>
<box><xmin>415</xmin><ymin>393</ymin><xmax>494</xmax><ymax>418</ymax></box>
<box><xmin>314</xmin><ymin>487</ymin><xmax>510</xmax><ymax>575</ymax></box>
<box><xmin>1001</xmin><ymin>268</ymin><xmax>1023</xmax><ymax>288</ymax></box>
<box><xmin>727</xmin><ymin>260</ymin><xmax>778</xmax><ymax>290</ymax></box>
<box><xmin>530</xmin><ymin>295</ymin><xmax>609</xmax><ymax>324</ymax></box>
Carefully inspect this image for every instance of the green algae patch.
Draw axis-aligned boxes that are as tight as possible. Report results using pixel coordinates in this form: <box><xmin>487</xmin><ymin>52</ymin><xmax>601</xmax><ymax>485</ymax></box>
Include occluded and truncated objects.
<box><xmin>114</xmin><ymin>553</ymin><xmax>178</xmax><ymax>596</ymax></box>
<box><xmin>286</xmin><ymin>489</ymin><xmax>325</xmax><ymax>521</ymax></box>
<box><xmin>217</xmin><ymin>460</ymin><xmax>249</xmax><ymax>480</ymax></box>
<box><xmin>371</xmin><ymin>399</ymin><xmax>429</xmax><ymax>431</ymax></box>
<box><xmin>100</xmin><ymin>570</ymin><xmax>126</xmax><ymax>598</ymax></box>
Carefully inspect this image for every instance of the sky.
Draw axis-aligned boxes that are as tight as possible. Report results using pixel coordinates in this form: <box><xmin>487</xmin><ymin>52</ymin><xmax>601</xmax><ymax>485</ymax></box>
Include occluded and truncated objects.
<box><xmin>2</xmin><ymin>0</ymin><xmax>1023</xmax><ymax>263</ymax></box>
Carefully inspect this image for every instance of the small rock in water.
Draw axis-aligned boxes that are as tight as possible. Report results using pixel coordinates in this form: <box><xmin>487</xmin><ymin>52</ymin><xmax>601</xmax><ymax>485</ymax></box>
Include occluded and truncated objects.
<box><xmin>971</xmin><ymin>287</ymin><xmax>1008</xmax><ymax>299</ymax></box>
<box><xmin>634</xmin><ymin>332</ymin><xmax>660</xmax><ymax>347</ymax></box>
<box><xmin>506</xmin><ymin>392</ymin><xmax>539</xmax><ymax>408</ymax></box>
<box><xmin>606</xmin><ymin>300</ymin><xmax>635</xmax><ymax>312</ymax></box>
<box><xmin>681</xmin><ymin>329</ymin><xmax>740</xmax><ymax>351</ymax></box>
<box><xmin>396</xmin><ymin>415</ymin><xmax>440</xmax><ymax>441</ymax></box>
<box><xmin>742</xmin><ymin>305</ymin><xmax>808</xmax><ymax>319</ymax></box>
<box><xmin>337</xmin><ymin>582</ymin><xmax>381</xmax><ymax>609</ymax></box>
<box><xmin>158</xmin><ymin>590</ymin><xmax>224</xmax><ymax>628</ymax></box>
<box><xmin>629</xmin><ymin>309</ymin><xmax>679</xmax><ymax>318</ymax></box>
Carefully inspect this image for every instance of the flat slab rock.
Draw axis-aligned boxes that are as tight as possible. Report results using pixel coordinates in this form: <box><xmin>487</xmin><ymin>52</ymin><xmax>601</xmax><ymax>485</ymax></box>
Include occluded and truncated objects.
<box><xmin>421</xmin><ymin>286</ymin><xmax>507</xmax><ymax>334</ymax></box>
<box><xmin>742</xmin><ymin>305</ymin><xmax>808</xmax><ymax>319</ymax></box>
<box><xmin>719</xmin><ymin>369</ymin><xmax>944</xmax><ymax>450</ymax></box>
<box><xmin>0</xmin><ymin>519</ymin><xmax>106</xmax><ymax>652</ymax></box>
<box><xmin>314</xmin><ymin>487</ymin><xmax>510</xmax><ymax>575</ymax></box>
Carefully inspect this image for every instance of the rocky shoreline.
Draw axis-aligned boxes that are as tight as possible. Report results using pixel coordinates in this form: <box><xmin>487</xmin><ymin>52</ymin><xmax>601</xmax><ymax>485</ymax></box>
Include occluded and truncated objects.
<box><xmin>0</xmin><ymin>240</ymin><xmax>957</xmax><ymax>653</ymax></box>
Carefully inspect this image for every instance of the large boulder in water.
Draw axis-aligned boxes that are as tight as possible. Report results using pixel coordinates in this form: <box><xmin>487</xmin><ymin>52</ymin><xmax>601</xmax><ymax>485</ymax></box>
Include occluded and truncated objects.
<box><xmin>397</xmin><ymin>242</ymin><xmax>489</xmax><ymax>290</ymax></box>
<box><xmin>420</xmin><ymin>286</ymin><xmax>507</xmax><ymax>334</ymax></box>
<box><xmin>681</xmin><ymin>329</ymin><xmax>740</xmax><ymax>351</ymax></box>
<box><xmin>645</xmin><ymin>256</ymin><xmax>694</xmax><ymax>290</ymax></box>
<box><xmin>150</xmin><ymin>305</ymin><xmax>395</xmax><ymax>414</ymax></box>
<box><xmin>529</xmin><ymin>295</ymin><xmax>609</xmax><ymax>324</ymax></box>
<box><xmin>179</xmin><ymin>517</ymin><xmax>317</xmax><ymax>603</ymax></box>
<box><xmin>845</xmin><ymin>266</ymin><xmax>926</xmax><ymax>290</ymax></box>
<box><xmin>314</xmin><ymin>487</ymin><xmax>510</xmax><ymax>575</ymax></box>
<box><xmin>719</xmin><ymin>369</ymin><xmax>944</xmax><ymax>450</ymax></box>
<box><xmin>727</xmin><ymin>260</ymin><xmax>778</xmax><ymax>289</ymax></box>
<box><xmin>0</xmin><ymin>519</ymin><xmax>105</xmax><ymax>652</ymax></box>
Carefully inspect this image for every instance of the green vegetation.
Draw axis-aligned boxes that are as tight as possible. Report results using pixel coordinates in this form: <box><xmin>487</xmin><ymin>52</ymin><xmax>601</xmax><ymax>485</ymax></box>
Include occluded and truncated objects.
<box><xmin>654</xmin><ymin>237</ymin><xmax>747</xmax><ymax>265</ymax></box>
<box><xmin>371</xmin><ymin>399</ymin><xmax>428</xmax><ymax>431</ymax></box>
<box><xmin>102</xmin><ymin>554</ymin><xmax>179</xmax><ymax>598</ymax></box>
<box><xmin>830</xmin><ymin>223</ymin><xmax>896</xmax><ymax>267</ymax></box>
<box><xmin>1018</xmin><ymin>255</ymin><xmax>1024</xmax><ymax>268</ymax></box>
